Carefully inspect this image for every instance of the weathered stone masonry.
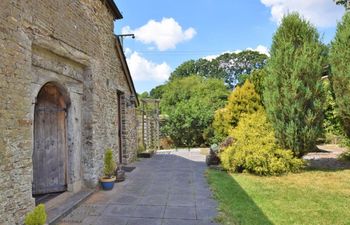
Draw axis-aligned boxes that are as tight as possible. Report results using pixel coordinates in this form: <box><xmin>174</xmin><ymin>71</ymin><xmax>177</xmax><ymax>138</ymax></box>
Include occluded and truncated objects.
<box><xmin>0</xmin><ymin>0</ymin><xmax>138</xmax><ymax>224</ymax></box>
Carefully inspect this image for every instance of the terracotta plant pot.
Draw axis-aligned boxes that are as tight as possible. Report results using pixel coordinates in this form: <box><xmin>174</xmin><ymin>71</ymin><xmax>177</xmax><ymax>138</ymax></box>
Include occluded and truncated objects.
<box><xmin>100</xmin><ymin>176</ymin><xmax>116</xmax><ymax>190</ymax></box>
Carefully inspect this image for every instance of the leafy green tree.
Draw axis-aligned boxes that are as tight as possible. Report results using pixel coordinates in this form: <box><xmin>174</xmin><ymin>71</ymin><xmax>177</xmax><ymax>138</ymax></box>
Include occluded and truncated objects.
<box><xmin>212</xmin><ymin>107</ymin><xmax>231</xmax><ymax>143</ymax></box>
<box><xmin>213</xmin><ymin>80</ymin><xmax>262</xmax><ymax>141</ymax></box>
<box><xmin>329</xmin><ymin>13</ymin><xmax>350</xmax><ymax>138</ymax></box>
<box><xmin>149</xmin><ymin>84</ymin><xmax>166</xmax><ymax>99</ymax></box>
<box><xmin>264</xmin><ymin>13</ymin><xmax>326</xmax><ymax>156</ymax></box>
<box><xmin>322</xmin><ymin>79</ymin><xmax>344</xmax><ymax>142</ymax></box>
<box><xmin>170</xmin><ymin>60</ymin><xmax>198</xmax><ymax>79</ymax></box>
<box><xmin>161</xmin><ymin>76</ymin><xmax>228</xmax><ymax>147</ymax></box>
<box><xmin>335</xmin><ymin>0</ymin><xmax>349</xmax><ymax>10</ymax></box>
<box><xmin>138</xmin><ymin>91</ymin><xmax>150</xmax><ymax>99</ymax></box>
<box><xmin>249</xmin><ymin>68</ymin><xmax>267</xmax><ymax>102</ymax></box>
<box><xmin>169</xmin><ymin>50</ymin><xmax>268</xmax><ymax>89</ymax></box>
<box><xmin>163</xmin><ymin>100</ymin><xmax>212</xmax><ymax>147</ymax></box>
<box><xmin>216</xmin><ymin>50</ymin><xmax>268</xmax><ymax>88</ymax></box>
<box><xmin>170</xmin><ymin>59</ymin><xmax>226</xmax><ymax>81</ymax></box>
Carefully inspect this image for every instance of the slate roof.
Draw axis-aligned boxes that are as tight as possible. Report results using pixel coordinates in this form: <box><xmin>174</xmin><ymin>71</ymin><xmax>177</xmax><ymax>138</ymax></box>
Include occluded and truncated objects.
<box><xmin>104</xmin><ymin>0</ymin><xmax>123</xmax><ymax>20</ymax></box>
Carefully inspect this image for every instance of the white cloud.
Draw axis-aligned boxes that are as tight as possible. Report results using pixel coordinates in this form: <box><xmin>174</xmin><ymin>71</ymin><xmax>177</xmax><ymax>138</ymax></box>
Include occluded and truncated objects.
<box><xmin>261</xmin><ymin>0</ymin><xmax>345</xmax><ymax>27</ymax></box>
<box><xmin>247</xmin><ymin>45</ymin><xmax>270</xmax><ymax>56</ymax></box>
<box><xmin>126</xmin><ymin>51</ymin><xmax>171</xmax><ymax>82</ymax></box>
<box><xmin>203</xmin><ymin>52</ymin><xmax>230</xmax><ymax>61</ymax></box>
<box><xmin>122</xmin><ymin>18</ymin><xmax>197</xmax><ymax>51</ymax></box>
<box><xmin>203</xmin><ymin>45</ymin><xmax>270</xmax><ymax>61</ymax></box>
<box><xmin>124</xmin><ymin>48</ymin><xmax>132</xmax><ymax>57</ymax></box>
<box><xmin>203</xmin><ymin>55</ymin><xmax>219</xmax><ymax>61</ymax></box>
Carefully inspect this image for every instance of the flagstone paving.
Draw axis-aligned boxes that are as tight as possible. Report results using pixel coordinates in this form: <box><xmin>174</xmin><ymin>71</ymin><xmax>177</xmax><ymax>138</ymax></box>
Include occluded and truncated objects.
<box><xmin>58</xmin><ymin>149</ymin><xmax>219</xmax><ymax>225</ymax></box>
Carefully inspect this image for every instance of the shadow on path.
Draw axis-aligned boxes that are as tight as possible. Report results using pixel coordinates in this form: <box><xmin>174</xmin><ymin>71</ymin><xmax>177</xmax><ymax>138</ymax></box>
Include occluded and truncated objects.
<box><xmin>58</xmin><ymin>149</ymin><xmax>219</xmax><ymax>225</ymax></box>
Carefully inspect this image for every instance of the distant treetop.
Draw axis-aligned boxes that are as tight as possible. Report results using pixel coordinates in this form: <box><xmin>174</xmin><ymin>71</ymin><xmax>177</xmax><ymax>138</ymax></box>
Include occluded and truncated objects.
<box><xmin>170</xmin><ymin>50</ymin><xmax>268</xmax><ymax>89</ymax></box>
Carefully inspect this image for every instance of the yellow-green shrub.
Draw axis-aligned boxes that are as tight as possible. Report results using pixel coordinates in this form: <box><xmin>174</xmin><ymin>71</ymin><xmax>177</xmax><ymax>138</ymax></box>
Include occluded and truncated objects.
<box><xmin>24</xmin><ymin>204</ymin><xmax>47</xmax><ymax>225</ymax></box>
<box><xmin>212</xmin><ymin>107</ymin><xmax>232</xmax><ymax>142</ymax></box>
<box><xmin>213</xmin><ymin>80</ymin><xmax>262</xmax><ymax>142</ymax></box>
<box><xmin>220</xmin><ymin>111</ymin><xmax>304</xmax><ymax>175</ymax></box>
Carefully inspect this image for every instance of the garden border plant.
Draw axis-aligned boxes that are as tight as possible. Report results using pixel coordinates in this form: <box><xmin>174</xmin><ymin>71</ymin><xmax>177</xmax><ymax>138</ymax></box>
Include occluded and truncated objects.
<box><xmin>263</xmin><ymin>13</ymin><xmax>326</xmax><ymax>157</ymax></box>
<box><xmin>329</xmin><ymin>12</ymin><xmax>350</xmax><ymax>139</ymax></box>
<box><xmin>219</xmin><ymin>110</ymin><xmax>304</xmax><ymax>176</ymax></box>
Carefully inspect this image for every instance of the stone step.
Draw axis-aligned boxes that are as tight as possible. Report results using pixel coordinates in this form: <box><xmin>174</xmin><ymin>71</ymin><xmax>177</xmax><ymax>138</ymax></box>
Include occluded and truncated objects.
<box><xmin>45</xmin><ymin>189</ymin><xmax>94</xmax><ymax>225</ymax></box>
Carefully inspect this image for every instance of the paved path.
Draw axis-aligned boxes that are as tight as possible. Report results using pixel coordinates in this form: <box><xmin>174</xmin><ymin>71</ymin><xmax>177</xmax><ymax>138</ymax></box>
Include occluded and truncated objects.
<box><xmin>59</xmin><ymin>149</ymin><xmax>219</xmax><ymax>225</ymax></box>
<box><xmin>304</xmin><ymin>144</ymin><xmax>350</xmax><ymax>170</ymax></box>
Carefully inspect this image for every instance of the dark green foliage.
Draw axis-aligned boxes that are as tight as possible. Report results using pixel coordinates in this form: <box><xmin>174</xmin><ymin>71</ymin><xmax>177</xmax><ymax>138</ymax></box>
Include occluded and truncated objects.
<box><xmin>161</xmin><ymin>76</ymin><xmax>228</xmax><ymax>147</ymax></box>
<box><xmin>329</xmin><ymin>13</ymin><xmax>350</xmax><ymax>138</ymax></box>
<box><xmin>169</xmin><ymin>50</ymin><xmax>268</xmax><ymax>89</ymax></box>
<box><xmin>170</xmin><ymin>60</ymin><xmax>199</xmax><ymax>79</ymax></box>
<box><xmin>249</xmin><ymin>68</ymin><xmax>267</xmax><ymax>102</ymax></box>
<box><xmin>138</xmin><ymin>91</ymin><xmax>150</xmax><ymax>99</ymax></box>
<box><xmin>220</xmin><ymin>111</ymin><xmax>304</xmax><ymax>175</ymax></box>
<box><xmin>322</xmin><ymin>79</ymin><xmax>345</xmax><ymax>142</ymax></box>
<box><xmin>149</xmin><ymin>84</ymin><xmax>166</xmax><ymax>99</ymax></box>
<box><xmin>170</xmin><ymin>59</ymin><xmax>226</xmax><ymax>81</ymax></box>
<box><xmin>24</xmin><ymin>204</ymin><xmax>47</xmax><ymax>225</ymax></box>
<box><xmin>335</xmin><ymin>0</ymin><xmax>349</xmax><ymax>9</ymax></box>
<box><xmin>264</xmin><ymin>13</ymin><xmax>325</xmax><ymax>156</ymax></box>
<box><xmin>163</xmin><ymin>101</ymin><xmax>210</xmax><ymax>147</ymax></box>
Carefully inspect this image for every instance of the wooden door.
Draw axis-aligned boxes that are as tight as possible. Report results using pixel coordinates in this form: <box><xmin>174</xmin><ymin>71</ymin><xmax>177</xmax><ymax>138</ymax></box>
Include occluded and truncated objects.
<box><xmin>33</xmin><ymin>84</ymin><xmax>68</xmax><ymax>195</ymax></box>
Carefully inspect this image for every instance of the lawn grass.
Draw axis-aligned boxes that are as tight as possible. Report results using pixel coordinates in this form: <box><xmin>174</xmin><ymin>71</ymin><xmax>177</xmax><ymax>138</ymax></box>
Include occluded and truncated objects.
<box><xmin>207</xmin><ymin>169</ymin><xmax>350</xmax><ymax>225</ymax></box>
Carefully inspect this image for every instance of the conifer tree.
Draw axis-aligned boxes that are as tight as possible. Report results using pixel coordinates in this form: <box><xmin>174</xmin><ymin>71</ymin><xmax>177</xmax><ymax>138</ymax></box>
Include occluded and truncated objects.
<box><xmin>329</xmin><ymin>13</ymin><xmax>350</xmax><ymax>138</ymax></box>
<box><xmin>264</xmin><ymin>13</ymin><xmax>325</xmax><ymax>156</ymax></box>
<box><xmin>213</xmin><ymin>80</ymin><xmax>262</xmax><ymax>141</ymax></box>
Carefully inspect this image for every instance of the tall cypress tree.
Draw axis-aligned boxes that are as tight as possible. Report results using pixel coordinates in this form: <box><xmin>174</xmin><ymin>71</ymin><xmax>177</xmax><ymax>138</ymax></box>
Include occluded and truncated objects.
<box><xmin>329</xmin><ymin>13</ymin><xmax>350</xmax><ymax>138</ymax></box>
<box><xmin>264</xmin><ymin>13</ymin><xmax>325</xmax><ymax>156</ymax></box>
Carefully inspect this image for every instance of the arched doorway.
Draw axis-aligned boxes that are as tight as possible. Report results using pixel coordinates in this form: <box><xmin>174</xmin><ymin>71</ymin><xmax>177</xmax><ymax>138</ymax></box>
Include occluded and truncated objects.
<box><xmin>33</xmin><ymin>83</ymin><xmax>70</xmax><ymax>195</ymax></box>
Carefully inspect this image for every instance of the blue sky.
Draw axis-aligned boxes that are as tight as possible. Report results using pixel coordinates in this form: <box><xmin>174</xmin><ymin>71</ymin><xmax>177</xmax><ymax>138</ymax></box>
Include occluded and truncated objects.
<box><xmin>113</xmin><ymin>0</ymin><xmax>345</xmax><ymax>93</ymax></box>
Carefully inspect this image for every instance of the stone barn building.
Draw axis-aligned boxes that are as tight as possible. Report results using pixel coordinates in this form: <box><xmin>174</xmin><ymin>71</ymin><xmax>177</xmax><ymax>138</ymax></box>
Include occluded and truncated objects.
<box><xmin>0</xmin><ymin>0</ymin><xmax>138</xmax><ymax>223</ymax></box>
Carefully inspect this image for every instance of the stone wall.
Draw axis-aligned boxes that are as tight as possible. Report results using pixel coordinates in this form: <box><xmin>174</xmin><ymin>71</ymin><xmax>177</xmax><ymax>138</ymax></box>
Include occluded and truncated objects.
<box><xmin>124</xmin><ymin>95</ymin><xmax>138</xmax><ymax>163</ymax></box>
<box><xmin>0</xmin><ymin>0</ymin><xmax>138</xmax><ymax>223</ymax></box>
<box><xmin>0</xmin><ymin>1</ymin><xmax>35</xmax><ymax>224</ymax></box>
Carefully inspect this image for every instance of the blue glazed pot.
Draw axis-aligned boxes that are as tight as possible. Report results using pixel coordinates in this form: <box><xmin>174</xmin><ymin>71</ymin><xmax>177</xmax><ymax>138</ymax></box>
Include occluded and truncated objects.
<box><xmin>100</xmin><ymin>176</ymin><xmax>116</xmax><ymax>190</ymax></box>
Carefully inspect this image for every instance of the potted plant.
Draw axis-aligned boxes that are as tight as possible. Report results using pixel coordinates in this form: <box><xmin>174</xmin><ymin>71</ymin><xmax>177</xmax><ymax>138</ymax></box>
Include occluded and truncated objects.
<box><xmin>100</xmin><ymin>148</ymin><xmax>117</xmax><ymax>190</ymax></box>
